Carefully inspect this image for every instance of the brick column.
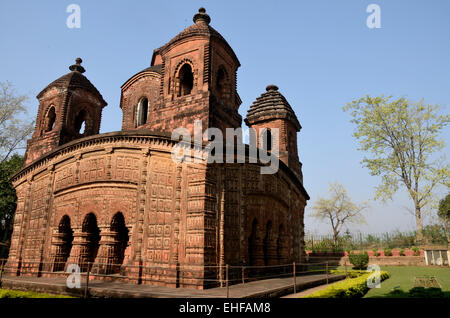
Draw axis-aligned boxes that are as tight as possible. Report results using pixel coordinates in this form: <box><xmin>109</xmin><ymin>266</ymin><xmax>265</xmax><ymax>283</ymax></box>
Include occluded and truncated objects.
<box><xmin>50</xmin><ymin>231</ymin><xmax>70</xmax><ymax>272</ymax></box>
<box><xmin>254</xmin><ymin>232</ymin><xmax>265</xmax><ymax>267</ymax></box>
<box><xmin>93</xmin><ymin>228</ymin><xmax>119</xmax><ymax>274</ymax></box>
<box><xmin>67</xmin><ymin>230</ymin><xmax>90</xmax><ymax>272</ymax></box>
<box><xmin>266</xmin><ymin>240</ymin><xmax>278</xmax><ymax>266</ymax></box>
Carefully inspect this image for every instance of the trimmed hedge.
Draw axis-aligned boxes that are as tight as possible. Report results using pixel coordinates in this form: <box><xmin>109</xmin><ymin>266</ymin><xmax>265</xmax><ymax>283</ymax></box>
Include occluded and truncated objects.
<box><xmin>330</xmin><ymin>269</ymin><xmax>367</xmax><ymax>278</ymax></box>
<box><xmin>0</xmin><ymin>289</ymin><xmax>73</xmax><ymax>298</ymax></box>
<box><xmin>303</xmin><ymin>271</ymin><xmax>390</xmax><ymax>298</ymax></box>
<box><xmin>349</xmin><ymin>252</ymin><xmax>369</xmax><ymax>269</ymax></box>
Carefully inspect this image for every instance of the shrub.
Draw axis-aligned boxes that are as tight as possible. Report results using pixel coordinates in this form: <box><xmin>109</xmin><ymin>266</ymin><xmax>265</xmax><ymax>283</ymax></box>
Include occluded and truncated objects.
<box><xmin>312</xmin><ymin>238</ymin><xmax>335</xmax><ymax>253</ymax></box>
<box><xmin>330</xmin><ymin>269</ymin><xmax>366</xmax><ymax>278</ymax></box>
<box><xmin>372</xmin><ymin>249</ymin><xmax>379</xmax><ymax>257</ymax></box>
<box><xmin>384</xmin><ymin>248</ymin><xmax>392</xmax><ymax>256</ymax></box>
<box><xmin>412</xmin><ymin>246</ymin><xmax>420</xmax><ymax>256</ymax></box>
<box><xmin>304</xmin><ymin>271</ymin><xmax>390</xmax><ymax>298</ymax></box>
<box><xmin>399</xmin><ymin>248</ymin><xmax>405</xmax><ymax>256</ymax></box>
<box><xmin>349</xmin><ymin>252</ymin><xmax>369</xmax><ymax>270</ymax></box>
<box><xmin>0</xmin><ymin>289</ymin><xmax>72</xmax><ymax>298</ymax></box>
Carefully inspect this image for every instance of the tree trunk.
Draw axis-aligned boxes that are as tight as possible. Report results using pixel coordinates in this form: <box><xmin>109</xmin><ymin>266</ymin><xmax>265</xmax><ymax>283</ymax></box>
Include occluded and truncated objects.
<box><xmin>415</xmin><ymin>203</ymin><xmax>424</xmax><ymax>244</ymax></box>
<box><xmin>333</xmin><ymin>231</ymin><xmax>339</xmax><ymax>251</ymax></box>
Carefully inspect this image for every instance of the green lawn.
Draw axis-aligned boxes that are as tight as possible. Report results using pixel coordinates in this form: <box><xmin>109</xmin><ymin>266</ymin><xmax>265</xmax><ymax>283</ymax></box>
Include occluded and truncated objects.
<box><xmin>0</xmin><ymin>288</ymin><xmax>74</xmax><ymax>298</ymax></box>
<box><xmin>364</xmin><ymin>266</ymin><xmax>450</xmax><ymax>298</ymax></box>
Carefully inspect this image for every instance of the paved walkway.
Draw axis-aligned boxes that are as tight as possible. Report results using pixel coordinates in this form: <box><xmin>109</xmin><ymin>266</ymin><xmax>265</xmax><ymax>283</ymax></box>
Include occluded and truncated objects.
<box><xmin>1</xmin><ymin>273</ymin><xmax>345</xmax><ymax>298</ymax></box>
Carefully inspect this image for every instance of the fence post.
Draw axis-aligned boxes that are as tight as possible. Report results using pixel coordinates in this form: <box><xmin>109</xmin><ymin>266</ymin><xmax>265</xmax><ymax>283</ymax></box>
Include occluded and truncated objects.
<box><xmin>84</xmin><ymin>262</ymin><xmax>90</xmax><ymax>298</ymax></box>
<box><xmin>0</xmin><ymin>259</ymin><xmax>5</xmax><ymax>287</ymax></box>
<box><xmin>226</xmin><ymin>264</ymin><xmax>229</xmax><ymax>298</ymax></box>
<box><xmin>293</xmin><ymin>262</ymin><xmax>296</xmax><ymax>294</ymax></box>
<box><xmin>241</xmin><ymin>266</ymin><xmax>245</xmax><ymax>285</ymax></box>
<box><xmin>326</xmin><ymin>261</ymin><xmax>329</xmax><ymax>285</ymax></box>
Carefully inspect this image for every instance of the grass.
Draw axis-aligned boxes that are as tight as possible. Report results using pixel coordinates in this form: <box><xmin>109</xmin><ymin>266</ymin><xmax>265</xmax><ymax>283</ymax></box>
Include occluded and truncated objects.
<box><xmin>0</xmin><ymin>288</ymin><xmax>74</xmax><ymax>298</ymax></box>
<box><xmin>364</xmin><ymin>266</ymin><xmax>450</xmax><ymax>298</ymax></box>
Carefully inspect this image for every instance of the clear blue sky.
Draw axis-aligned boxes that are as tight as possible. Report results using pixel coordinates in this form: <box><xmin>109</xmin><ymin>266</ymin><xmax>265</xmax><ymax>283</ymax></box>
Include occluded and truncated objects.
<box><xmin>1</xmin><ymin>0</ymin><xmax>449</xmax><ymax>235</ymax></box>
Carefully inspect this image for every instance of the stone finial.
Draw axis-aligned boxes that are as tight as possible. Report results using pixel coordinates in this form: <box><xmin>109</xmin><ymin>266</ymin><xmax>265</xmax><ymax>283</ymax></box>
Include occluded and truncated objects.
<box><xmin>193</xmin><ymin>7</ymin><xmax>211</xmax><ymax>25</ymax></box>
<box><xmin>266</xmin><ymin>84</ymin><xmax>279</xmax><ymax>92</ymax></box>
<box><xmin>69</xmin><ymin>57</ymin><xmax>86</xmax><ymax>73</ymax></box>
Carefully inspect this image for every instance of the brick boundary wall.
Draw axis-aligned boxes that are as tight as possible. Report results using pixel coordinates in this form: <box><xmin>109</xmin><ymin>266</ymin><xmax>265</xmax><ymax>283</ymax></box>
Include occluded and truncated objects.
<box><xmin>308</xmin><ymin>256</ymin><xmax>426</xmax><ymax>266</ymax></box>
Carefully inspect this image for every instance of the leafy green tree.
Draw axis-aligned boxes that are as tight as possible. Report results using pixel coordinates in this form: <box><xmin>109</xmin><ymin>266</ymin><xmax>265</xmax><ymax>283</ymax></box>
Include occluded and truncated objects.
<box><xmin>311</xmin><ymin>182</ymin><xmax>368</xmax><ymax>247</ymax></box>
<box><xmin>344</xmin><ymin>96</ymin><xmax>450</xmax><ymax>242</ymax></box>
<box><xmin>438</xmin><ymin>193</ymin><xmax>450</xmax><ymax>242</ymax></box>
<box><xmin>0</xmin><ymin>154</ymin><xmax>23</xmax><ymax>257</ymax></box>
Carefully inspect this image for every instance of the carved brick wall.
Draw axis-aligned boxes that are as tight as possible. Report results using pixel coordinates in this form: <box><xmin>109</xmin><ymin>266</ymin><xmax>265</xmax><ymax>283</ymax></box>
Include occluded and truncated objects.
<box><xmin>8</xmin><ymin>131</ymin><xmax>307</xmax><ymax>289</ymax></box>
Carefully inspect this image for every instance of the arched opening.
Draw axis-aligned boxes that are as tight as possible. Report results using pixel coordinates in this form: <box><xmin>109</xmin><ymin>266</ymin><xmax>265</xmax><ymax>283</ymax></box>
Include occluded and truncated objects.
<box><xmin>262</xmin><ymin>129</ymin><xmax>272</xmax><ymax>152</ymax></box>
<box><xmin>263</xmin><ymin>221</ymin><xmax>272</xmax><ymax>266</ymax></box>
<box><xmin>136</xmin><ymin>97</ymin><xmax>149</xmax><ymax>126</ymax></box>
<box><xmin>44</xmin><ymin>106</ymin><xmax>56</xmax><ymax>132</ymax></box>
<box><xmin>110</xmin><ymin>212</ymin><xmax>129</xmax><ymax>272</ymax></box>
<box><xmin>75</xmin><ymin>109</ymin><xmax>89</xmax><ymax>136</ymax></box>
<box><xmin>216</xmin><ymin>67</ymin><xmax>228</xmax><ymax>100</ymax></box>
<box><xmin>53</xmin><ymin>215</ymin><xmax>73</xmax><ymax>271</ymax></box>
<box><xmin>178</xmin><ymin>64</ymin><xmax>193</xmax><ymax>96</ymax></box>
<box><xmin>81</xmin><ymin>213</ymin><xmax>100</xmax><ymax>272</ymax></box>
<box><xmin>248</xmin><ymin>219</ymin><xmax>258</xmax><ymax>267</ymax></box>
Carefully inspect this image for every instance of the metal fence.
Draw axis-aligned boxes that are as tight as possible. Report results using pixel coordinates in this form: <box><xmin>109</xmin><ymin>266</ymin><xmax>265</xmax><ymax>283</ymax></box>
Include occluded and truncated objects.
<box><xmin>0</xmin><ymin>258</ymin><xmax>341</xmax><ymax>298</ymax></box>
<box><xmin>305</xmin><ymin>230</ymin><xmax>449</xmax><ymax>252</ymax></box>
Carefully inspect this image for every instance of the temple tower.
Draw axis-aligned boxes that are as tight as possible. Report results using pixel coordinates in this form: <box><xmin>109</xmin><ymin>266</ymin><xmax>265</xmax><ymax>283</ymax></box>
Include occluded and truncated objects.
<box><xmin>245</xmin><ymin>84</ymin><xmax>303</xmax><ymax>181</ymax></box>
<box><xmin>120</xmin><ymin>8</ymin><xmax>242</xmax><ymax>136</ymax></box>
<box><xmin>24</xmin><ymin>58</ymin><xmax>107</xmax><ymax>165</ymax></box>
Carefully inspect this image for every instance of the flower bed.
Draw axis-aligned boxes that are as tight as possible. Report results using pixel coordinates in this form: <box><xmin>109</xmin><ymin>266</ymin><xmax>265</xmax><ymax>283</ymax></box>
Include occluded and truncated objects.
<box><xmin>303</xmin><ymin>271</ymin><xmax>390</xmax><ymax>298</ymax></box>
<box><xmin>0</xmin><ymin>289</ymin><xmax>73</xmax><ymax>298</ymax></box>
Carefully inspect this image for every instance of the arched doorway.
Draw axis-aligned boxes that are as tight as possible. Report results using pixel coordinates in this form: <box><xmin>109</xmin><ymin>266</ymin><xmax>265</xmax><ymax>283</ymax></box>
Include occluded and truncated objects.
<box><xmin>44</xmin><ymin>106</ymin><xmax>56</xmax><ymax>132</ymax></box>
<box><xmin>136</xmin><ymin>97</ymin><xmax>149</xmax><ymax>126</ymax></box>
<box><xmin>52</xmin><ymin>215</ymin><xmax>73</xmax><ymax>271</ymax></box>
<box><xmin>74</xmin><ymin>109</ymin><xmax>89</xmax><ymax>136</ymax></box>
<box><xmin>110</xmin><ymin>212</ymin><xmax>129</xmax><ymax>273</ymax></box>
<box><xmin>81</xmin><ymin>213</ymin><xmax>100</xmax><ymax>272</ymax></box>
<box><xmin>178</xmin><ymin>63</ymin><xmax>194</xmax><ymax>96</ymax></box>
<box><xmin>262</xmin><ymin>129</ymin><xmax>272</xmax><ymax>152</ymax></box>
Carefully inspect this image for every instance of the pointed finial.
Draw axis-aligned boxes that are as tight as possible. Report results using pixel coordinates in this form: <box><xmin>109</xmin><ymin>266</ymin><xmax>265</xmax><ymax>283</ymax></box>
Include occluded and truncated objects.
<box><xmin>266</xmin><ymin>84</ymin><xmax>279</xmax><ymax>92</ymax></box>
<box><xmin>69</xmin><ymin>57</ymin><xmax>86</xmax><ymax>73</ymax></box>
<box><xmin>193</xmin><ymin>7</ymin><xmax>211</xmax><ymax>25</ymax></box>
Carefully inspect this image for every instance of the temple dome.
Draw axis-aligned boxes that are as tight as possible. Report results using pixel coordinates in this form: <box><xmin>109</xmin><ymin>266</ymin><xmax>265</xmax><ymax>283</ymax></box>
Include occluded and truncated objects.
<box><xmin>152</xmin><ymin>8</ymin><xmax>240</xmax><ymax>66</ymax></box>
<box><xmin>37</xmin><ymin>58</ymin><xmax>107</xmax><ymax>106</ymax></box>
<box><xmin>245</xmin><ymin>85</ymin><xmax>301</xmax><ymax>130</ymax></box>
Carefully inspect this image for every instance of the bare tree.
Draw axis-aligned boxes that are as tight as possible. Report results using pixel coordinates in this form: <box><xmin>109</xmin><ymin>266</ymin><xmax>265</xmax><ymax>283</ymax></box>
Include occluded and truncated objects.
<box><xmin>312</xmin><ymin>182</ymin><xmax>368</xmax><ymax>246</ymax></box>
<box><xmin>0</xmin><ymin>81</ymin><xmax>34</xmax><ymax>164</ymax></box>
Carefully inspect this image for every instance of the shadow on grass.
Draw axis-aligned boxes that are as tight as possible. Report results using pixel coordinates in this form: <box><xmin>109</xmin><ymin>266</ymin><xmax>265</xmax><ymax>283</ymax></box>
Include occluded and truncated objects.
<box><xmin>372</xmin><ymin>287</ymin><xmax>450</xmax><ymax>298</ymax></box>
